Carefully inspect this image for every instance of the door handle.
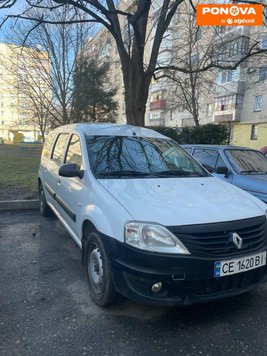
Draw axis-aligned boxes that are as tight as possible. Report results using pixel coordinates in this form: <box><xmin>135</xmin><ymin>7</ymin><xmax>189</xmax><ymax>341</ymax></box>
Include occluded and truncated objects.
<box><xmin>57</xmin><ymin>178</ymin><xmax>61</xmax><ymax>184</ymax></box>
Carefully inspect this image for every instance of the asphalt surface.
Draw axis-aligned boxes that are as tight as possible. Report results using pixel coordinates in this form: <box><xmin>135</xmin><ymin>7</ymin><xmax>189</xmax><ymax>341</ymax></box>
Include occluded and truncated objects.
<box><xmin>1</xmin><ymin>211</ymin><xmax>267</xmax><ymax>356</ymax></box>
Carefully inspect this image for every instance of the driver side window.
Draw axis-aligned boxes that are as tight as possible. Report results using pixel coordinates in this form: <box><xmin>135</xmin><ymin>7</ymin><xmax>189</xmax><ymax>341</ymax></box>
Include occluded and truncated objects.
<box><xmin>193</xmin><ymin>149</ymin><xmax>218</xmax><ymax>172</ymax></box>
<box><xmin>216</xmin><ymin>154</ymin><xmax>227</xmax><ymax>170</ymax></box>
<box><xmin>65</xmin><ymin>135</ymin><xmax>83</xmax><ymax>169</ymax></box>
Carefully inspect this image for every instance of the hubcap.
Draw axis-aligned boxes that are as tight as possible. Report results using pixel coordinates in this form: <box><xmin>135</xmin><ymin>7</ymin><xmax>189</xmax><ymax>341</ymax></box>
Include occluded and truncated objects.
<box><xmin>88</xmin><ymin>246</ymin><xmax>103</xmax><ymax>292</ymax></box>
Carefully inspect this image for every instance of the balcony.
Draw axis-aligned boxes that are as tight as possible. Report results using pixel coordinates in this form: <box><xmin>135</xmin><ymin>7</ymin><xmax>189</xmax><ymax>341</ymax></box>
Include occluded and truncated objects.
<box><xmin>213</xmin><ymin>109</ymin><xmax>241</xmax><ymax>123</ymax></box>
<box><xmin>150</xmin><ymin>99</ymin><xmax>166</xmax><ymax>111</ymax></box>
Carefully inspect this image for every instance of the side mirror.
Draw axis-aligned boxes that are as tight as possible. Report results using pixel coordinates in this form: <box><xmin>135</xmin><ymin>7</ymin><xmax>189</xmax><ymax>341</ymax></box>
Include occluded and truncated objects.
<box><xmin>59</xmin><ymin>163</ymin><xmax>84</xmax><ymax>179</ymax></box>
<box><xmin>216</xmin><ymin>166</ymin><xmax>229</xmax><ymax>176</ymax></box>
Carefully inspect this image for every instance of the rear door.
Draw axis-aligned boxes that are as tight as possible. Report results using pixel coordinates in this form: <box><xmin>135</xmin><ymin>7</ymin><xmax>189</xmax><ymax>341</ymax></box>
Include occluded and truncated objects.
<box><xmin>39</xmin><ymin>132</ymin><xmax>57</xmax><ymax>206</ymax></box>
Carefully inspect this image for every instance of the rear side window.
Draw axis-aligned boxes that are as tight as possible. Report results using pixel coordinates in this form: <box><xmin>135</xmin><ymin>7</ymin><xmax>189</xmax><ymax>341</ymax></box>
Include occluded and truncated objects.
<box><xmin>65</xmin><ymin>134</ymin><xmax>83</xmax><ymax>169</ymax></box>
<box><xmin>42</xmin><ymin>133</ymin><xmax>56</xmax><ymax>159</ymax></box>
<box><xmin>51</xmin><ymin>133</ymin><xmax>69</xmax><ymax>165</ymax></box>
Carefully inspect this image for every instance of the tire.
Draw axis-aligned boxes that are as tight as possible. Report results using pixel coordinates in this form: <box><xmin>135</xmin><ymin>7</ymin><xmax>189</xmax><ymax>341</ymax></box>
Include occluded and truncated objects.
<box><xmin>84</xmin><ymin>230</ymin><xmax>120</xmax><ymax>307</ymax></box>
<box><xmin>39</xmin><ymin>182</ymin><xmax>52</xmax><ymax>217</ymax></box>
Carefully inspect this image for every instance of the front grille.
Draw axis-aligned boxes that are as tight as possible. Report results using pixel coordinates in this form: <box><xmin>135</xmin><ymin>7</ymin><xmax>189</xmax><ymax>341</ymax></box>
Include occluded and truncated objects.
<box><xmin>186</xmin><ymin>266</ymin><xmax>267</xmax><ymax>296</ymax></box>
<box><xmin>168</xmin><ymin>216</ymin><xmax>267</xmax><ymax>258</ymax></box>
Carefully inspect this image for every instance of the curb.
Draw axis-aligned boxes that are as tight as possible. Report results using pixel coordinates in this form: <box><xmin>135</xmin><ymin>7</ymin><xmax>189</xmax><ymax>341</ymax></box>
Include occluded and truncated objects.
<box><xmin>0</xmin><ymin>200</ymin><xmax>39</xmax><ymax>211</ymax></box>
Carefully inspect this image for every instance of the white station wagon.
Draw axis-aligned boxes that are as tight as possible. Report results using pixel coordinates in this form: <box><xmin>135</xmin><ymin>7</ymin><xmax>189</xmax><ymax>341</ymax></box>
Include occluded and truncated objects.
<box><xmin>38</xmin><ymin>124</ymin><xmax>267</xmax><ymax>306</ymax></box>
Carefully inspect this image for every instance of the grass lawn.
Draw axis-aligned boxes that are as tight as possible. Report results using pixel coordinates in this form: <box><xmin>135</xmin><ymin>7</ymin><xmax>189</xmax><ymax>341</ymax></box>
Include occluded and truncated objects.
<box><xmin>0</xmin><ymin>145</ymin><xmax>42</xmax><ymax>200</ymax></box>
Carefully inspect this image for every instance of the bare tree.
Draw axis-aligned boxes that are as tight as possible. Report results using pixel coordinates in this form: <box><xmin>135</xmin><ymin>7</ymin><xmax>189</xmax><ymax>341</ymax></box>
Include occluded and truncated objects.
<box><xmin>153</xmin><ymin>1</ymin><xmax>267</xmax><ymax>127</ymax></box>
<box><xmin>153</xmin><ymin>6</ymin><xmax>217</xmax><ymax>127</ymax></box>
<box><xmin>1</xmin><ymin>0</ymin><xmax>267</xmax><ymax>127</ymax></box>
<box><xmin>3</xmin><ymin>1</ymin><xmax>92</xmax><ymax>133</ymax></box>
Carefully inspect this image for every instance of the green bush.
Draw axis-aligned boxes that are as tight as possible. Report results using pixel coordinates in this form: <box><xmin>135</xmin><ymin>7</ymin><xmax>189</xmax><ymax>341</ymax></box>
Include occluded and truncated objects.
<box><xmin>150</xmin><ymin>124</ymin><xmax>228</xmax><ymax>145</ymax></box>
<box><xmin>13</xmin><ymin>132</ymin><xmax>24</xmax><ymax>144</ymax></box>
<box><xmin>147</xmin><ymin>126</ymin><xmax>180</xmax><ymax>141</ymax></box>
<box><xmin>177</xmin><ymin>124</ymin><xmax>228</xmax><ymax>145</ymax></box>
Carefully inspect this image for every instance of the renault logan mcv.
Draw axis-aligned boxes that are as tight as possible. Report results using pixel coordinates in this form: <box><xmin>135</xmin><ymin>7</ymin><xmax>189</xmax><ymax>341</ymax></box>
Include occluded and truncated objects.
<box><xmin>38</xmin><ymin>124</ymin><xmax>267</xmax><ymax>306</ymax></box>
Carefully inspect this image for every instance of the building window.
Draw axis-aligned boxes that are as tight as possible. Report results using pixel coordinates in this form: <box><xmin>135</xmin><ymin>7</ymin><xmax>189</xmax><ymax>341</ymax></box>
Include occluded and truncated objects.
<box><xmin>254</xmin><ymin>96</ymin><xmax>262</xmax><ymax>111</ymax></box>
<box><xmin>259</xmin><ymin>67</ymin><xmax>267</xmax><ymax>81</ymax></box>
<box><xmin>206</xmin><ymin>104</ymin><xmax>212</xmax><ymax>117</ymax></box>
<box><xmin>182</xmin><ymin>118</ymin><xmax>195</xmax><ymax>127</ymax></box>
<box><xmin>195</xmin><ymin>27</ymin><xmax>201</xmax><ymax>41</ymax></box>
<box><xmin>251</xmin><ymin>125</ymin><xmax>258</xmax><ymax>140</ymax></box>
<box><xmin>1</xmin><ymin>121</ymin><xmax>4</xmax><ymax>125</ymax></box>
<box><xmin>217</xmin><ymin>70</ymin><xmax>233</xmax><ymax>84</ymax></box>
<box><xmin>215</xmin><ymin>26</ymin><xmax>229</xmax><ymax>35</ymax></box>
<box><xmin>191</xmin><ymin>54</ymin><xmax>199</xmax><ymax>65</ymax></box>
<box><xmin>215</xmin><ymin>96</ymin><xmax>234</xmax><ymax>111</ymax></box>
<box><xmin>229</xmin><ymin>37</ymin><xmax>249</xmax><ymax>57</ymax></box>
<box><xmin>261</xmin><ymin>36</ymin><xmax>267</xmax><ymax>50</ymax></box>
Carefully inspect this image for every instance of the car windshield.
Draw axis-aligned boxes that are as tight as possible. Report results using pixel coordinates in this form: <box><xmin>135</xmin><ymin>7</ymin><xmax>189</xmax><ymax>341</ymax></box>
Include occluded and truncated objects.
<box><xmin>225</xmin><ymin>149</ymin><xmax>267</xmax><ymax>174</ymax></box>
<box><xmin>86</xmin><ymin>136</ymin><xmax>208</xmax><ymax>179</ymax></box>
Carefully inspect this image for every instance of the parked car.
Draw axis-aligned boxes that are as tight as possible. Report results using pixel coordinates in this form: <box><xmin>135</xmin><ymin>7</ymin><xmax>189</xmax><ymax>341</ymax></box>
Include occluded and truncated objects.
<box><xmin>183</xmin><ymin>145</ymin><xmax>267</xmax><ymax>204</ymax></box>
<box><xmin>39</xmin><ymin>125</ymin><xmax>267</xmax><ymax>307</ymax></box>
<box><xmin>260</xmin><ymin>146</ymin><xmax>267</xmax><ymax>157</ymax></box>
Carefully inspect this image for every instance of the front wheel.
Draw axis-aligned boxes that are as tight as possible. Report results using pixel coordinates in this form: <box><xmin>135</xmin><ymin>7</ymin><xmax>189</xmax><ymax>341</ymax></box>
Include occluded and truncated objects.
<box><xmin>85</xmin><ymin>230</ymin><xmax>120</xmax><ymax>306</ymax></box>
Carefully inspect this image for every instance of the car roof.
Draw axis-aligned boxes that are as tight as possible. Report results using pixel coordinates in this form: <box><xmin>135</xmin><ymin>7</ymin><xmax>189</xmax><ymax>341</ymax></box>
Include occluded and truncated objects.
<box><xmin>182</xmin><ymin>144</ymin><xmax>260</xmax><ymax>151</ymax></box>
<box><xmin>50</xmin><ymin>123</ymin><xmax>167</xmax><ymax>139</ymax></box>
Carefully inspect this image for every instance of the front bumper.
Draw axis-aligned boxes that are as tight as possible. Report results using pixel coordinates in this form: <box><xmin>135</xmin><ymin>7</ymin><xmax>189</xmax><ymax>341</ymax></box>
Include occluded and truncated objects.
<box><xmin>102</xmin><ymin>234</ymin><xmax>267</xmax><ymax>306</ymax></box>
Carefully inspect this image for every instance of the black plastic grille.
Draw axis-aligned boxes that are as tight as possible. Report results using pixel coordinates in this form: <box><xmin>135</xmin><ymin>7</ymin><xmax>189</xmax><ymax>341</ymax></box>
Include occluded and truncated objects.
<box><xmin>185</xmin><ymin>266</ymin><xmax>266</xmax><ymax>296</ymax></box>
<box><xmin>168</xmin><ymin>216</ymin><xmax>267</xmax><ymax>258</ymax></box>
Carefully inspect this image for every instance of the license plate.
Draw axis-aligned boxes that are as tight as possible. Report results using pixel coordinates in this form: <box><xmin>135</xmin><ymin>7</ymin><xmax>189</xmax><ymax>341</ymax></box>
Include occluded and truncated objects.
<box><xmin>214</xmin><ymin>251</ymin><xmax>266</xmax><ymax>278</ymax></box>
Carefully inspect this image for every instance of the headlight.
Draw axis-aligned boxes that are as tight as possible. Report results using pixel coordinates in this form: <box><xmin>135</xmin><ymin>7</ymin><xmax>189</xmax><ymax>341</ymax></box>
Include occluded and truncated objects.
<box><xmin>125</xmin><ymin>222</ymin><xmax>190</xmax><ymax>254</ymax></box>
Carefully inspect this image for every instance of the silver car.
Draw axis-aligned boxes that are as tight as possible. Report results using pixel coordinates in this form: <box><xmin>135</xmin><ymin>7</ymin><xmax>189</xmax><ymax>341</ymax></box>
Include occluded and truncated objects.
<box><xmin>183</xmin><ymin>145</ymin><xmax>267</xmax><ymax>204</ymax></box>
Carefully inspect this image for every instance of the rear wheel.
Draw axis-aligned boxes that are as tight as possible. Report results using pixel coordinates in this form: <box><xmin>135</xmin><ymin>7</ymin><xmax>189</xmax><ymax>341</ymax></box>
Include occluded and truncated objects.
<box><xmin>84</xmin><ymin>230</ymin><xmax>120</xmax><ymax>306</ymax></box>
<box><xmin>39</xmin><ymin>182</ymin><xmax>52</xmax><ymax>217</ymax></box>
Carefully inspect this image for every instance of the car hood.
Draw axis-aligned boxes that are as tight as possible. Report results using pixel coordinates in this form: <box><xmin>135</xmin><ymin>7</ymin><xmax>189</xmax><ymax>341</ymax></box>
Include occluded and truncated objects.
<box><xmin>99</xmin><ymin>176</ymin><xmax>265</xmax><ymax>226</ymax></box>
<box><xmin>234</xmin><ymin>174</ymin><xmax>267</xmax><ymax>194</ymax></box>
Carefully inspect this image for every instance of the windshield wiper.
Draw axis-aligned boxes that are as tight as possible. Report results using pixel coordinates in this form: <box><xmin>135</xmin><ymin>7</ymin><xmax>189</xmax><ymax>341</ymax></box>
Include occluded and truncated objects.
<box><xmin>240</xmin><ymin>170</ymin><xmax>267</xmax><ymax>174</ymax></box>
<box><xmin>96</xmin><ymin>170</ymin><xmax>206</xmax><ymax>178</ymax></box>
<box><xmin>151</xmin><ymin>170</ymin><xmax>205</xmax><ymax>177</ymax></box>
<box><xmin>96</xmin><ymin>170</ymin><xmax>153</xmax><ymax>178</ymax></box>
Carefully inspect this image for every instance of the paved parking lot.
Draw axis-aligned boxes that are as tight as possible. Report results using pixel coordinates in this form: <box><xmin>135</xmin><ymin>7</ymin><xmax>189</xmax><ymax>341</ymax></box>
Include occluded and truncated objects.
<box><xmin>1</xmin><ymin>211</ymin><xmax>267</xmax><ymax>356</ymax></box>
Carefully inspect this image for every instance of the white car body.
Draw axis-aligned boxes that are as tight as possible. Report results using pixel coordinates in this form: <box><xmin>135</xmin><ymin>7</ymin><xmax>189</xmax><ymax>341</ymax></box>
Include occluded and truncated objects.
<box><xmin>38</xmin><ymin>123</ymin><xmax>267</xmax><ymax>306</ymax></box>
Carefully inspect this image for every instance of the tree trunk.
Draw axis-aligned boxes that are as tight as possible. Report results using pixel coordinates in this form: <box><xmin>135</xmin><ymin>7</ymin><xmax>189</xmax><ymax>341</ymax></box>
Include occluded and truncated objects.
<box><xmin>123</xmin><ymin>65</ymin><xmax>151</xmax><ymax>127</ymax></box>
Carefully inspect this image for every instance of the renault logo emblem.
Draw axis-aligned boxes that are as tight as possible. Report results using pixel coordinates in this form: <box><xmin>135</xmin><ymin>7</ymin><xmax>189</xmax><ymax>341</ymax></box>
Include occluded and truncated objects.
<box><xmin>232</xmin><ymin>232</ymin><xmax>243</xmax><ymax>249</ymax></box>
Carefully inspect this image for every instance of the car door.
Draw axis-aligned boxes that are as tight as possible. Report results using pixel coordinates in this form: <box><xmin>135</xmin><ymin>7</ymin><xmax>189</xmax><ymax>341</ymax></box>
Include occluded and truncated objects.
<box><xmin>45</xmin><ymin>132</ymin><xmax>70</xmax><ymax>217</ymax></box>
<box><xmin>213</xmin><ymin>153</ymin><xmax>233</xmax><ymax>184</ymax></box>
<box><xmin>40</xmin><ymin>132</ymin><xmax>57</xmax><ymax>206</ymax></box>
<box><xmin>57</xmin><ymin>133</ymin><xmax>86</xmax><ymax>237</ymax></box>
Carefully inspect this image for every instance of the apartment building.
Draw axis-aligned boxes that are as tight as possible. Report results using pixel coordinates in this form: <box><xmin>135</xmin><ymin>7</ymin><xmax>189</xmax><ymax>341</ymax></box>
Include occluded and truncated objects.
<box><xmin>85</xmin><ymin>2</ymin><xmax>267</xmax><ymax>149</ymax></box>
<box><xmin>84</xmin><ymin>29</ymin><xmax>126</xmax><ymax>124</ymax></box>
<box><xmin>0</xmin><ymin>43</ymin><xmax>50</xmax><ymax>142</ymax></box>
<box><xmin>147</xmin><ymin>4</ymin><xmax>267</xmax><ymax>150</ymax></box>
